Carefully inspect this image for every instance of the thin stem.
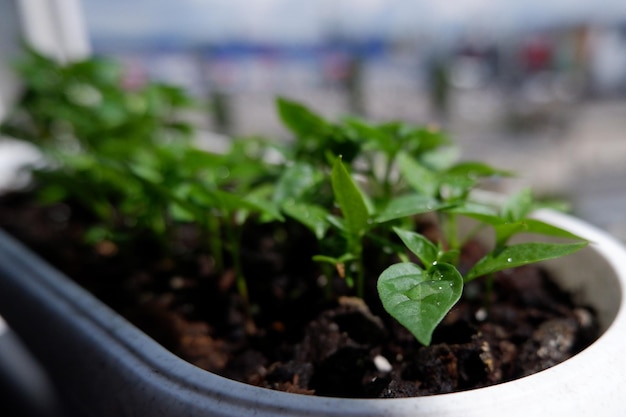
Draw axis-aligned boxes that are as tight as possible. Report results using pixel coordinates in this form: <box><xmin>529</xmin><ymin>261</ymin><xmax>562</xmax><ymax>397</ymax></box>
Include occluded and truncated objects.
<box><xmin>321</xmin><ymin>263</ymin><xmax>334</xmax><ymax>301</ymax></box>
<box><xmin>348</xmin><ymin>236</ymin><xmax>365</xmax><ymax>299</ymax></box>
<box><xmin>224</xmin><ymin>218</ymin><xmax>255</xmax><ymax>333</ymax></box>
<box><xmin>381</xmin><ymin>155</ymin><xmax>395</xmax><ymax>201</ymax></box>
<box><xmin>441</xmin><ymin>212</ymin><xmax>460</xmax><ymax>251</ymax></box>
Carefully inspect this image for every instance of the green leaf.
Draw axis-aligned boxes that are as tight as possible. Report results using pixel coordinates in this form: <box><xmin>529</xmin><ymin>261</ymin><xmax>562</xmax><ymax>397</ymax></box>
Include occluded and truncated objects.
<box><xmin>377</xmin><ymin>262</ymin><xmax>463</xmax><ymax>345</ymax></box>
<box><xmin>331</xmin><ymin>157</ymin><xmax>370</xmax><ymax>237</ymax></box>
<box><xmin>444</xmin><ymin>201</ymin><xmax>500</xmax><ymax>219</ymax></box>
<box><xmin>397</xmin><ymin>152</ymin><xmax>439</xmax><ymax>197</ymax></box>
<box><xmin>277</xmin><ymin>97</ymin><xmax>329</xmax><ymax>137</ymax></box>
<box><xmin>502</xmin><ymin>187</ymin><xmax>534</xmax><ymax>221</ymax></box>
<box><xmin>438</xmin><ymin>175</ymin><xmax>476</xmax><ymax>202</ymax></box>
<box><xmin>375</xmin><ymin>194</ymin><xmax>445</xmax><ymax>223</ymax></box>
<box><xmin>445</xmin><ymin>162</ymin><xmax>513</xmax><ymax>179</ymax></box>
<box><xmin>419</xmin><ymin>145</ymin><xmax>459</xmax><ymax>171</ymax></box>
<box><xmin>402</xmin><ymin>126</ymin><xmax>452</xmax><ymax>158</ymax></box>
<box><xmin>282</xmin><ymin>202</ymin><xmax>329</xmax><ymax>239</ymax></box>
<box><xmin>325</xmin><ymin>214</ymin><xmax>346</xmax><ymax>233</ymax></box>
<box><xmin>127</xmin><ymin>162</ymin><xmax>162</xmax><ymax>183</ymax></box>
<box><xmin>168</xmin><ymin>201</ymin><xmax>195</xmax><ymax>222</ymax></box>
<box><xmin>493</xmin><ymin>222</ymin><xmax>527</xmax><ymax>246</ymax></box>
<box><xmin>211</xmin><ymin>189</ymin><xmax>255</xmax><ymax>213</ymax></box>
<box><xmin>179</xmin><ymin>148</ymin><xmax>225</xmax><ymax>172</ymax></box>
<box><xmin>437</xmin><ymin>249</ymin><xmax>460</xmax><ymax>265</ymax></box>
<box><xmin>494</xmin><ymin>218</ymin><xmax>586</xmax><ymax>246</ymax></box>
<box><xmin>394</xmin><ymin>227</ymin><xmax>439</xmax><ymax>266</ymax></box>
<box><xmin>521</xmin><ymin>219</ymin><xmax>586</xmax><ymax>240</ymax></box>
<box><xmin>273</xmin><ymin>162</ymin><xmax>323</xmax><ymax>203</ymax></box>
<box><xmin>344</xmin><ymin>117</ymin><xmax>396</xmax><ymax>156</ymax></box>
<box><xmin>245</xmin><ymin>186</ymin><xmax>285</xmax><ymax>222</ymax></box>
<box><xmin>465</xmin><ymin>241</ymin><xmax>588</xmax><ymax>282</ymax></box>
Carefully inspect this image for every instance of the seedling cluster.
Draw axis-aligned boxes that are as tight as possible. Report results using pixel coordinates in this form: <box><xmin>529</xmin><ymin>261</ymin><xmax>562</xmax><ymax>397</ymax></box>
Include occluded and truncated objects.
<box><xmin>2</xmin><ymin>51</ymin><xmax>587</xmax><ymax>346</ymax></box>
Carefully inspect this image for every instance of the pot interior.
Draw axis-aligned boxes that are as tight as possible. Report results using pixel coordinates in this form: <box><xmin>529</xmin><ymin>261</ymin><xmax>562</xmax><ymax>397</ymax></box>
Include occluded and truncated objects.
<box><xmin>540</xmin><ymin>241</ymin><xmax>622</xmax><ymax>333</ymax></box>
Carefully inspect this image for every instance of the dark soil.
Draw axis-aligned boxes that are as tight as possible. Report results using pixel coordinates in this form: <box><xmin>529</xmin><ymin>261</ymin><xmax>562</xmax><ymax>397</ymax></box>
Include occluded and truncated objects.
<box><xmin>0</xmin><ymin>192</ymin><xmax>600</xmax><ymax>398</ymax></box>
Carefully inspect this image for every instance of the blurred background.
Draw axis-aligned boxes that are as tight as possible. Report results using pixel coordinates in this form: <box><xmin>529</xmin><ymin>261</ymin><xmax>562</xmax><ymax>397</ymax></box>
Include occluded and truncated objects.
<box><xmin>2</xmin><ymin>0</ymin><xmax>626</xmax><ymax>241</ymax></box>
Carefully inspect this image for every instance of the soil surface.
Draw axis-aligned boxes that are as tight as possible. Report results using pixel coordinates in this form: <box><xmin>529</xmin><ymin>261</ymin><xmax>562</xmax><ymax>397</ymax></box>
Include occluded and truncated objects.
<box><xmin>0</xmin><ymin>192</ymin><xmax>599</xmax><ymax>398</ymax></box>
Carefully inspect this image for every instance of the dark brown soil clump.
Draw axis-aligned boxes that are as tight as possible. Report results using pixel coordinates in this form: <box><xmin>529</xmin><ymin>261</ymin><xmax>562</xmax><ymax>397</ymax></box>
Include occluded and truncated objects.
<box><xmin>0</xmin><ymin>192</ymin><xmax>599</xmax><ymax>398</ymax></box>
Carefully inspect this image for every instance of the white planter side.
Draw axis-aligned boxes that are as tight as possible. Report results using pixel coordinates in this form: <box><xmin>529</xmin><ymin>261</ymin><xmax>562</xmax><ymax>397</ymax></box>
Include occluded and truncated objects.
<box><xmin>0</xmin><ymin>208</ymin><xmax>624</xmax><ymax>417</ymax></box>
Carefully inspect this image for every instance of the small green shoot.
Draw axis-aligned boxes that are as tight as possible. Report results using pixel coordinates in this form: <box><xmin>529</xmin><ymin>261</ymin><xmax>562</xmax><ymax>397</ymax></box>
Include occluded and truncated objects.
<box><xmin>379</xmin><ymin>187</ymin><xmax>587</xmax><ymax>345</ymax></box>
<box><xmin>329</xmin><ymin>157</ymin><xmax>371</xmax><ymax>297</ymax></box>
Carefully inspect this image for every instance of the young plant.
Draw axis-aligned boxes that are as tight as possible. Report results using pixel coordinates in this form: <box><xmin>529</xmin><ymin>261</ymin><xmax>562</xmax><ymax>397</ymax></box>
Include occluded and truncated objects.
<box><xmin>315</xmin><ymin>156</ymin><xmax>454</xmax><ymax>298</ymax></box>
<box><xmin>3</xmin><ymin>51</ymin><xmax>287</xmax><ymax>329</ymax></box>
<box><xmin>7</xmin><ymin>61</ymin><xmax>588</xmax><ymax>351</ymax></box>
<box><xmin>276</xmin><ymin>98</ymin><xmax>457</xmax><ymax>298</ymax></box>
<box><xmin>324</xmin><ymin>156</ymin><xmax>371</xmax><ymax>296</ymax></box>
<box><xmin>275</xmin><ymin>100</ymin><xmax>588</xmax><ymax>347</ymax></box>
<box><xmin>126</xmin><ymin>140</ymin><xmax>284</xmax><ymax>321</ymax></box>
<box><xmin>1</xmin><ymin>48</ymin><xmax>195</xmax><ymax>152</ymax></box>
<box><xmin>271</xmin><ymin>160</ymin><xmax>330</xmax><ymax>241</ymax></box>
<box><xmin>277</xmin><ymin>97</ymin><xmax>362</xmax><ymax>167</ymax></box>
<box><xmin>342</xmin><ymin>118</ymin><xmax>451</xmax><ymax>201</ymax></box>
<box><xmin>377</xmin><ymin>188</ymin><xmax>587</xmax><ymax>346</ymax></box>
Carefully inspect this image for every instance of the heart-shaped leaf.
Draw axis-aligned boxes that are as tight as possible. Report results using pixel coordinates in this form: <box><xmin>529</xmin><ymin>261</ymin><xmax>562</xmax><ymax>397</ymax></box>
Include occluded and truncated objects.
<box><xmin>377</xmin><ymin>262</ymin><xmax>463</xmax><ymax>345</ymax></box>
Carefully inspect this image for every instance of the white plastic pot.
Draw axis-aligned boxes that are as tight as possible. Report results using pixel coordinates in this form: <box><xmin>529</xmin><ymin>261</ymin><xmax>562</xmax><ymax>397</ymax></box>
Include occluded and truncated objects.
<box><xmin>0</xmin><ymin>208</ymin><xmax>625</xmax><ymax>416</ymax></box>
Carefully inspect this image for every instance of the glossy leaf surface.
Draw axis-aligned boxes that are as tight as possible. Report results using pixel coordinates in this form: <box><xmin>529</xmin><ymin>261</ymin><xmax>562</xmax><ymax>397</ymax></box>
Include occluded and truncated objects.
<box><xmin>465</xmin><ymin>241</ymin><xmax>588</xmax><ymax>282</ymax></box>
<box><xmin>393</xmin><ymin>228</ymin><xmax>439</xmax><ymax>266</ymax></box>
<box><xmin>378</xmin><ymin>262</ymin><xmax>463</xmax><ymax>345</ymax></box>
<box><xmin>331</xmin><ymin>157</ymin><xmax>370</xmax><ymax>238</ymax></box>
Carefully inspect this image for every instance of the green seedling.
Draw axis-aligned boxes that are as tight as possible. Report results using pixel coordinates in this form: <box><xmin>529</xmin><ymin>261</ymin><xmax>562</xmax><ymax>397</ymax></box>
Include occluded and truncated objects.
<box><xmin>272</xmin><ymin>161</ymin><xmax>330</xmax><ymax>240</ymax></box>
<box><xmin>378</xmin><ymin>261</ymin><xmax>463</xmax><ymax>346</ymax></box>
<box><xmin>342</xmin><ymin>118</ymin><xmax>451</xmax><ymax>201</ymax></box>
<box><xmin>277</xmin><ymin>97</ymin><xmax>361</xmax><ymax>166</ymax></box>
<box><xmin>1</xmin><ymin>48</ymin><xmax>195</xmax><ymax>152</ymax></box>
<box><xmin>277</xmin><ymin>97</ymin><xmax>460</xmax><ymax>298</ymax></box>
<box><xmin>151</xmin><ymin>141</ymin><xmax>283</xmax><ymax>315</ymax></box>
<box><xmin>378</xmin><ymin>188</ymin><xmax>587</xmax><ymax>346</ymax></box>
<box><xmin>5</xmin><ymin>58</ymin><xmax>588</xmax><ymax>349</ymax></box>
<box><xmin>328</xmin><ymin>156</ymin><xmax>371</xmax><ymax>296</ymax></box>
<box><xmin>322</xmin><ymin>157</ymin><xmax>454</xmax><ymax>298</ymax></box>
